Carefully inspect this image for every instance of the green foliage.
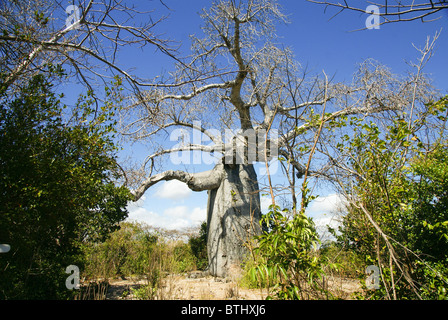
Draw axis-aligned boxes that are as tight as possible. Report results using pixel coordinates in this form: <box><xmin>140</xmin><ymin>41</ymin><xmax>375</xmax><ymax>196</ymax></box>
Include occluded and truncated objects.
<box><xmin>416</xmin><ymin>259</ymin><xmax>448</xmax><ymax>300</ymax></box>
<box><xmin>82</xmin><ymin>222</ymin><xmax>199</xmax><ymax>283</ymax></box>
<box><xmin>188</xmin><ymin>222</ymin><xmax>208</xmax><ymax>270</ymax></box>
<box><xmin>131</xmin><ymin>284</ymin><xmax>159</xmax><ymax>300</ymax></box>
<box><xmin>0</xmin><ymin>74</ymin><xmax>130</xmax><ymax>299</ymax></box>
<box><xmin>250</xmin><ymin>205</ymin><xmax>332</xmax><ymax>300</ymax></box>
<box><xmin>405</xmin><ymin>145</ymin><xmax>448</xmax><ymax>299</ymax></box>
<box><xmin>82</xmin><ymin>221</ymin><xmax>210</xmax><ymax>298</ymax></box>
<box><xmin>334</xmin><ymin>96</ymin><xmax>448</xmax><ymax>299</ymax></box>
<box><xmin>318</xmin><ymin>241</ymin><xmax>364</xmax><ymax>279</ymax></box>
<box><xmin>174</xmin><ymin>242</ymin><xmax>197</xmax><ymax>273</ymax></box>
<box><xmin>410</xmin><ymin>145</ymin><xmax>448</xmax><ymax>259</ymax></box>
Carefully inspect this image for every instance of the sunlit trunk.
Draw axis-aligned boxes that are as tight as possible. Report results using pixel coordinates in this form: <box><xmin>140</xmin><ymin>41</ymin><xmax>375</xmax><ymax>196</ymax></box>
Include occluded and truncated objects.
<box><xmin>205</xmin><ymin>163</ymin><xmax>261</xmax><ymax>277</ymax></box>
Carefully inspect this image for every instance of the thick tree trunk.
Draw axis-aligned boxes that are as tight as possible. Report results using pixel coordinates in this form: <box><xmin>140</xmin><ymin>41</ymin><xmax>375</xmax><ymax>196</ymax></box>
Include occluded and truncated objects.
<box><xmin>205</xmin><ymin>163</ymin><xmax>261</xmax><ymax>278</ymax></box>
<box><xmin>133</xmin><ymin>161</ymin><xmax>262</xmax><ymax>278</ymax></box>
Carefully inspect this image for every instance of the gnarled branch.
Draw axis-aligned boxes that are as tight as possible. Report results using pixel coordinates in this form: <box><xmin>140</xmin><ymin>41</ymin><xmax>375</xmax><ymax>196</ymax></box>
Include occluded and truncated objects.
<box><xmin>132</xmin><ymin>163</ymin><xmax>224</xmax><ymax>201</ymax></box>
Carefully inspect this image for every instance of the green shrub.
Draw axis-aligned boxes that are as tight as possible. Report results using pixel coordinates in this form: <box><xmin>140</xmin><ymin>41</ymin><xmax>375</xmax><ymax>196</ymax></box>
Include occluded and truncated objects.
<box><xmin>131</xmin><ymin>284</ymin><xmax>158</xmax><ymax>300</ymax></box>
<box><xmin>188</xmin><ymin>222</ymin><xmax>208</xmax><ymax>270</ymax></box>
<box><xmin>0</xmin><ymin>74</ymin><xmax>130</xmax><ymax>300</ymax></box>
<box><xmin>82</xmin><ymin>221</ymin><xmax>199</xmax><ymax>285</ymax></box>
<box><xmin>173</xmin><ymin>242</ymin><xmax>197</xmax><ymax>273</ymax></box>
<box><xmin>318</xmin><ymin>241</ymin><xmax>364</xmax><ymax>279</ymax></box>
<box><xmin>250</xmin><ymin>206</ymin><xmax>335</xmax><ymax>300</ymax></box>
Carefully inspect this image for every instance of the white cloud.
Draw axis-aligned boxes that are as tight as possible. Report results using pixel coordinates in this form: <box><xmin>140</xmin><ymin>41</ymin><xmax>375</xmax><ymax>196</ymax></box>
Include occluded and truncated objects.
<box><xmin>164</xmin><ymin>205</ymin><xmax>189</xmax><ymax>219</ymax></box>
<box><xmin>307</xmin><ymin>193</ymin><xmax>345</xmax><ymax>217</ymax></box>
<box><xmin>260</xmin><ymin>196</ymin><xmax>273</xmax><ymax>213</ymax></box>
<box><xmin>313</xmin><ymin>214</ymin><xmax>342</xmax><ymax>233</ymax></box>
<box><xmin>127</xmin><ymin>195</ymin><xmax>146</xmax><ymax>210</ymax></box>
<box><xmin>154</xmin><ymin>180</ymin><xmax>192</xmax><ymax>201</ymax></box>
<box><xmin>306</xmin><ymin>193</ymin><xmax>347</xmax><ymax>241</ymax></box>
<box><xmin>126</xmin><ymin>202</ymin><xmax>206</xmax><ymax>230</ymax></box>
<box><xmin>190</xmin><ymin>207</ymin><xmax>207</xmax><ymax>224</ymax></box>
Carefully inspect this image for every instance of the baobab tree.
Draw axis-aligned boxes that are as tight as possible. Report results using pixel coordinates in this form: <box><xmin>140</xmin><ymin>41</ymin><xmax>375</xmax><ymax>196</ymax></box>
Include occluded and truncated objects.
<box><xmin>122</xmin><ymin>0</ymin><xmax>433</xmax><ymax>277</ymax></box>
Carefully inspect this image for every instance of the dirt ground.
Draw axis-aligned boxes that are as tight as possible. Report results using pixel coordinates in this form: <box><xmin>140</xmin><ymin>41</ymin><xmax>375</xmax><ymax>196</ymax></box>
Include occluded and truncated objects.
<box><xmin>104</xmin><ymin>272</ymin><xmax>361</xmax><ymax>300</ymax></box>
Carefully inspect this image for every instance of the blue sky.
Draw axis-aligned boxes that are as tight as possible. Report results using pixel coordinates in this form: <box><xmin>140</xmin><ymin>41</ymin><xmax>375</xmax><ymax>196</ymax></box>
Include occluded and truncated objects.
<box><xmin>92</xmin><ymin>1</ymin><xmax>448</xmax><ymax>233</ymax></box>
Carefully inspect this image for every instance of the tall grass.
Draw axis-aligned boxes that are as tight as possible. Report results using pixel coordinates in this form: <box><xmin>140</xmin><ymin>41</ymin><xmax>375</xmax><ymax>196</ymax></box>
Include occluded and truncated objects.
<box><xmin>79</xmin><ymin>221</ymin><xmax>205</xmax><ymax>299</ymax></box>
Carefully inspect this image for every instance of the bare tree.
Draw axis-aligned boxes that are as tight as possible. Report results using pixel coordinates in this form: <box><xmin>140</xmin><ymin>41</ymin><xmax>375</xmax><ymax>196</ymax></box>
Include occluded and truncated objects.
<box><xmin>0</xmin><ymin>0</ymin><xmax>179</xmax><ymax>106</ymax></box>
<box><xmin>120</xmin><ymin>0</ymin><xmax>430</xmax><ymax>277</ymax></box>
<box><xmin>308</xmin><ymin>0</ymin><xmax>448</xmax><ymax>29</ymax></box>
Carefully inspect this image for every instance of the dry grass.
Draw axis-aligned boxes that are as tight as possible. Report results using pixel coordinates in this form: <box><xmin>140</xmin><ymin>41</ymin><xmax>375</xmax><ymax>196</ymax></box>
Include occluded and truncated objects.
<box><xmin>102</xmin><ymin>274</ymin><xmax>265</xmax><ymax>300</ymax></box>
<box><xmin>100</xmin><ymin>272</ymin><xmax>361</xmax><ymax>300</ymax></box>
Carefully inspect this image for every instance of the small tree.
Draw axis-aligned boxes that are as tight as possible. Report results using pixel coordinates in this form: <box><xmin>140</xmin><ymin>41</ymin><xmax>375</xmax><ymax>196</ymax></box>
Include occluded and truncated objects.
<box><xmin>410</xmin><ymin>137</ymin><xmax>448</xmax><ymax>299</ymax></box>
<box><xmin>188</xmin><ymin>222</ymin><xmax>208</xmax><ymax>271</ymax></box>
<box><xmin>250</xmin><ymin>205</ymin><xmax>328</xmax><ymax>300</ymax></box>
<box><xmin>0</xmin><ymin>73</ymin><xmax>130</xmax><ymax>299</ymax></box>
<box><xmin>331</xmin><ymin>96</ymin><xmax>448</xmax><ymax>299</ymax></box>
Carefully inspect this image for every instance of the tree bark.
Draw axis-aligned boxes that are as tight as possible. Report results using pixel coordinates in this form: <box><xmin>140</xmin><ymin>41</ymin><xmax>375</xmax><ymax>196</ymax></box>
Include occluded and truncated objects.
<box><xmin>205</xmin><ymin>163</ymin><xmax>261</xmax><ymax>277</ymax></box>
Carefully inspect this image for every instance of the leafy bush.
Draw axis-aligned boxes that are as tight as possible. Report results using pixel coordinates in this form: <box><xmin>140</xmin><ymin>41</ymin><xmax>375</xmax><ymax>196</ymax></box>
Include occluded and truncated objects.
<box><xmin>250</xmin><ymin>206</ymin><xmax>334</xmax><ymax>299</ymax></box>
<box><xmin>131</xmin><ymin>284</ymin><xmax>159</xmax><ymax>300</ymax></box>
<box><xmin>82</xmin><ymin>221</ymin><xmax>199</xmax><ymax>284</ymax></box>
<box><xmin>334</xmin><ymin>98</ymin><xmax>448</xmax><ymax>299</ymax></box>
<box><xmin>318</xmin><ymin>241</ymin><xmax>364</xmax><ymax>279</ymax></box>
<box><xmin>0</xmin><ymin>74</ymin><xmax>130</xmax><ymax>299</ymax></box>
<box><xmin>188</xmin><ymin>222</ymin><xmax>208</xmax><ymax>270</ymax></box>
<box><xmin>173</xmin><ymin>242</ymin><xmax>197</xmax><ymax>273</ymax></box>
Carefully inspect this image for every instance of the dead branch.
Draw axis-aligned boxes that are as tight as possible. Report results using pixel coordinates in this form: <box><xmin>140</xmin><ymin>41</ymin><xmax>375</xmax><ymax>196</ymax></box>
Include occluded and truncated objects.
<box><xmin>308</xmin><ymin>0</ymin><xmax>448</xmax><ymax>29</ymax></box>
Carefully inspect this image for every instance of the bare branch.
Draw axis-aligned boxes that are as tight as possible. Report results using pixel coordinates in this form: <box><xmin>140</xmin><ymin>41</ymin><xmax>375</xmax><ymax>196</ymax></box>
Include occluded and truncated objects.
<box><xmin>0</xmin><ymin>0</ymin><xmax>180</xmax><ymax>95</ymax></box>
<box><xmin>132</xmin><ymin>163</ymin><xmax>224</xmax><ymax>201</ymax></box>
<box><xmin>278</xmin><ymin>98</ymin><xmax>330</xmax><ymax>114</ymax></box>
<box><xmin>159</xmin><ymin>81</ymin><xmax>236</xmax><ymax>101</ymax></box>
<box><xmin>308</xmin><ymin>0</ymin><xmax>448</xmax><ymax>29</ymax></box>
<box><xmin>279</xmin><ymin>100</ymin><xmax>400</xmax><ymax>147</ymax></box>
